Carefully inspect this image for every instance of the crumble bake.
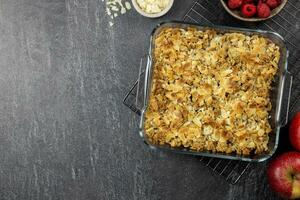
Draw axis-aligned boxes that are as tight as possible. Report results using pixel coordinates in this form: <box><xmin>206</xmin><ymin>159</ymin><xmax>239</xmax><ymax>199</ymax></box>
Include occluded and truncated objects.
<box><xmin>144</xmin><ymin>27</ymin><xmax>280</xmax><ymax>155</ymax></box>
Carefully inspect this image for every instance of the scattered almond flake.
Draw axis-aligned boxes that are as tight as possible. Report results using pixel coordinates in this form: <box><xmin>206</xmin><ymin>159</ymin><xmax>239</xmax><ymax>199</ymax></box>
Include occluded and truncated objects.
<box><xmin>121</xmin><ymin>7</ymin><xmax>126</xmax><ymax>14</ymax></box>
<box><xmin>103</xmin><ymin>0</ymin><xmax>132</xmax><ymax>27</ymax></box>
<box><xmin>125</xmin><ymin>1</ymin><xmax>131</xmax><ymax>10</ymax></box>
<box><xmin>111</xmin><ymin>5</ymin><xmax>119</xmax><ymax>11</ymax></box>
<box><xmin>106</xmin><ymin>7</ymin><xmax>111</xmax><ymax>16</ymax></box>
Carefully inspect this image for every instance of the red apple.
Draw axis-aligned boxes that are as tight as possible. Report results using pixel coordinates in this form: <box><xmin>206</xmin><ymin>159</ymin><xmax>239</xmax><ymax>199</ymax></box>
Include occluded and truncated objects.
<box><xmin>267</xmin><ymin>152</ymin><xmax>300</xmax><ymax>199</ymax></box>
<box><xmin>290</xmin><ymin>112</ymin><xmax>300</xmax><ymax>151</ymax></box>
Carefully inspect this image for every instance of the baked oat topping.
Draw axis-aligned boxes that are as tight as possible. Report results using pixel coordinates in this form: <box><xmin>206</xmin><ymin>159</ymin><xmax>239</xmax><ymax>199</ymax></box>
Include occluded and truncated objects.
<box><xmin>145</xmin><ymin>27</ymin><xmax>280</xmax><ymax>155</ymax></box>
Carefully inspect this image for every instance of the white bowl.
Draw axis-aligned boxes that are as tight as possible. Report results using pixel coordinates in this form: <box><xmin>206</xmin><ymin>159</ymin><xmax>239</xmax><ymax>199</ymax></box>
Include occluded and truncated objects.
<box><xmin>131</xmin><ymin>0</ymin><xmax>174</xmax><ymax>18</ymax></box>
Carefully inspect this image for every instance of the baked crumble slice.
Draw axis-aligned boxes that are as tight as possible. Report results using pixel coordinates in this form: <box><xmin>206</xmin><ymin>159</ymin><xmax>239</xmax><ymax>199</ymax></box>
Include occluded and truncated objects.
<box><xmin>145</xmin><ymin>27</ymin><xmax>280</xmax><ymax>155</ymax></box>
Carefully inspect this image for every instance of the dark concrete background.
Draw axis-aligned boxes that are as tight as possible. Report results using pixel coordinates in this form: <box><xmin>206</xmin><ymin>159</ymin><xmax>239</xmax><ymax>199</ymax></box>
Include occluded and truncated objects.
<box><xmin>0</xmin><ymin>0</ymin><xmax>299</xmax><ymax>200</ymax></box>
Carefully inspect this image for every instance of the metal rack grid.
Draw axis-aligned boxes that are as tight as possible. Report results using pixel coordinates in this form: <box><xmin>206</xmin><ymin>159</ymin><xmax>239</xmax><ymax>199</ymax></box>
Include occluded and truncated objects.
<box><xmin>123</xmin><ymin>0</ymin><xmax>300</xmax><ymax>184</ymax></box>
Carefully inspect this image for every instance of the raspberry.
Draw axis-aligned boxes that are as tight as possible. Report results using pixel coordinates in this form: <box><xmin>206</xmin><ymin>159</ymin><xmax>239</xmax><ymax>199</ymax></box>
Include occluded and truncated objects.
<box><xmin>276</xmin><ymin>0</ymin><xmax>281</xmax><ymax>5</ymax></box>
<box><xmin>266</xmin><ymin>0</ymin><xmax>278</xmax><ymax>9</ymax></box>
<box><xmin>257</xmin><ymin>3</ymin><xmax>271</xmax><ymax>18</ymax></box>
<box><xmin>228</xmin><ymin>0</ymin><xmax>243</xmax><ymax>9</ymax></box>
<box><xmin>241</xmin><ymin>4</ymin><xmax>257</xmax><ymax>17</ymax></box>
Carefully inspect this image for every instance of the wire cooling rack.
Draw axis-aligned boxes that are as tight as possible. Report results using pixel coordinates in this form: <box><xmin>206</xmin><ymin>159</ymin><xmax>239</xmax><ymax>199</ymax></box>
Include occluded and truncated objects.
<box><xmin>124</xmin><ymin>0</ymin><xmax>300</xmax><ymax>184</ymax></box>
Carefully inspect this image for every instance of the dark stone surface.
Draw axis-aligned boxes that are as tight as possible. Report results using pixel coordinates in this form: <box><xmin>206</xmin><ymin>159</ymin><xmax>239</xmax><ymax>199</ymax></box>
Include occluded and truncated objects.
<box><xmin>0</xmin><ymin>0</ymin><xmax>299</xmax><ymax>200</ymax></box>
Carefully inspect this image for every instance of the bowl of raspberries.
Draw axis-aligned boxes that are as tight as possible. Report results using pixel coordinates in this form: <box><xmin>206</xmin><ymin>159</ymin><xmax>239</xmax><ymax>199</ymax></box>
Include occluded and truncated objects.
<box><xmin>220</xmin><ymin>0</ymin><xmax>287</xmax><ymax>21</ymax></box>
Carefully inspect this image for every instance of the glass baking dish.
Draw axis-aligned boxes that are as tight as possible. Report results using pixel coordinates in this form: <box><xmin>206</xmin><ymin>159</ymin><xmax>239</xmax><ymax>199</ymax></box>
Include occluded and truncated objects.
<box><xmin>136</xmin><ymin>21</ymin><xmax>293</xmax><ymax>162</ymax></box>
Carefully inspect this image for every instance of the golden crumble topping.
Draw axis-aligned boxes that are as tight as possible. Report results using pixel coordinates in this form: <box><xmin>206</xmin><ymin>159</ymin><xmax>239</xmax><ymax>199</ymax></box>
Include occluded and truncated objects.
<box><xmin>144</xmin><ymin>27</ymin><xmax>280</xmax><ymax>155</ymax></box>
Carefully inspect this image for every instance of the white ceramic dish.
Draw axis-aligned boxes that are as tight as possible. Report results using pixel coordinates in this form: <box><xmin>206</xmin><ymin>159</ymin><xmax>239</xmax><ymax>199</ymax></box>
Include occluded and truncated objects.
<box><xmin>131</xmin><ymin>0</ymin><xmax>174</xmax><ymax>18</ymax></box>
